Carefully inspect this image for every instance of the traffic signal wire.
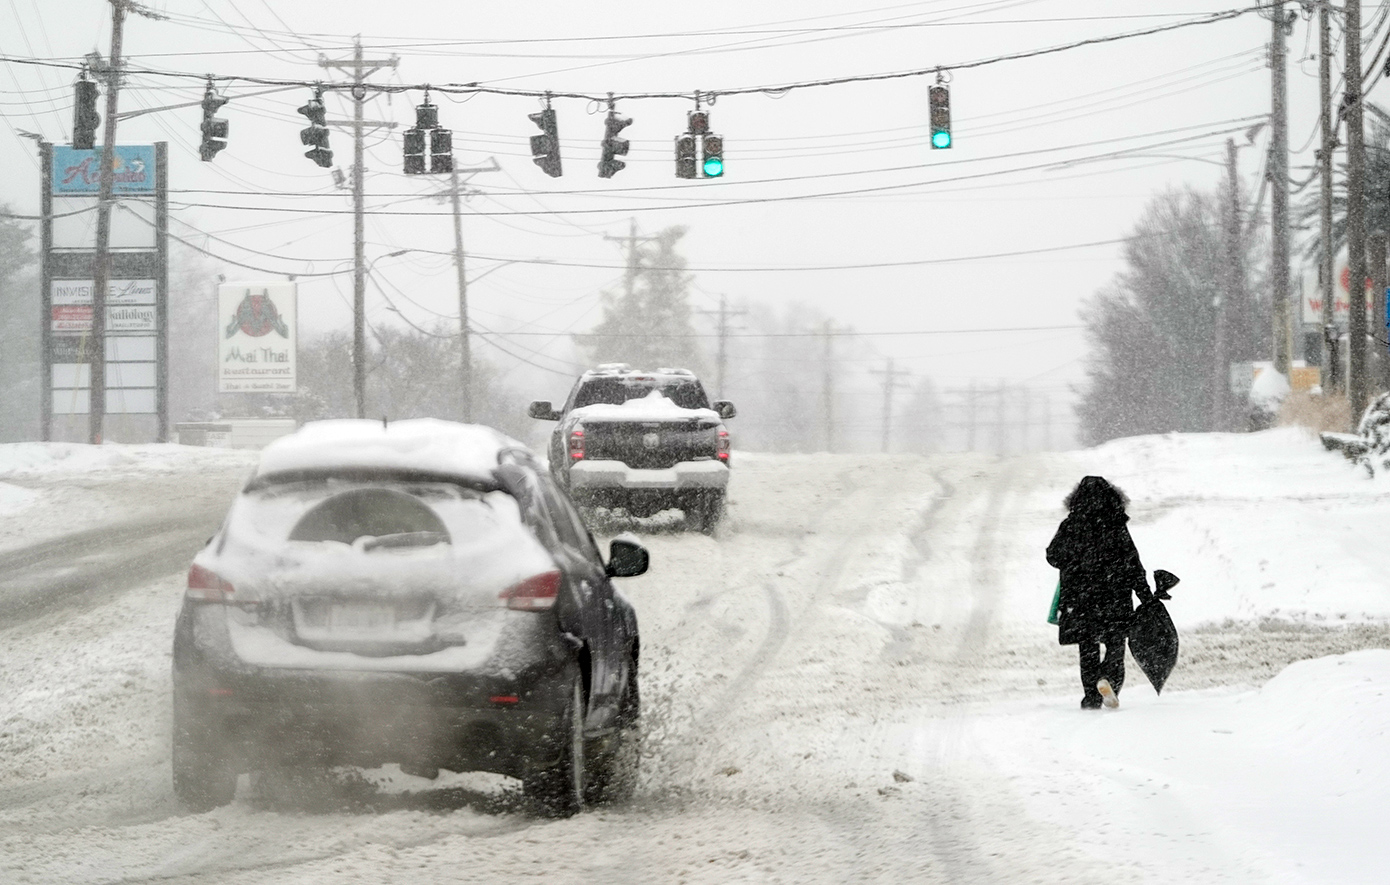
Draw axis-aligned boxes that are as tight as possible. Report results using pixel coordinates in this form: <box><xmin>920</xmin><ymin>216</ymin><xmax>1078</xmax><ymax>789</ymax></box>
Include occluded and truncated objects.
<box><xmin>0</xmin><ymin>5</ymin><xmax>1264</xmax><ymax>103</ymax></box>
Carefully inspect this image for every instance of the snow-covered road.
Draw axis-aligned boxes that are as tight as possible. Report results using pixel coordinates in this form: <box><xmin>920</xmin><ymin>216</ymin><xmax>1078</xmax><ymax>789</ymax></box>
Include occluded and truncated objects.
<box><xmin>1</xmin><ymin>433</ymin><xmax>1387</xmax><ymax>884</ymax></box>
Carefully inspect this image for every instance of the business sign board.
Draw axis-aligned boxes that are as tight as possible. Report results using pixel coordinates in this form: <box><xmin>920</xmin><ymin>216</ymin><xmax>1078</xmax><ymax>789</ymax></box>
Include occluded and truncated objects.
<box><xmin>1301</xmin><ymin>255</ymin><xmax>1375</xmax><ymax>326</ymax></box>
<box><xmin>50</xmin><ymin>145</ymin><xmax>156</xmax><ymax>195</ymax></box>
<box><xmin>49</xmin><ymin>279</ymin><xmax>157</xmax><ymax>333</ymax></box>
<box><xmin>218</xmin><ymin>282</ymin><xmax>297</xmax><ymax>393</ymax></box>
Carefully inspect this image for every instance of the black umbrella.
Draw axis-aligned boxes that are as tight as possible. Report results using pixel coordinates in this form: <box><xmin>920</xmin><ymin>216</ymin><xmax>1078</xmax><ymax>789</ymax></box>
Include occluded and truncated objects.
<box><xmin>1128</xmin><ymin>569</ymin><xmax>1180</xmax><ymax>694</ymax></box>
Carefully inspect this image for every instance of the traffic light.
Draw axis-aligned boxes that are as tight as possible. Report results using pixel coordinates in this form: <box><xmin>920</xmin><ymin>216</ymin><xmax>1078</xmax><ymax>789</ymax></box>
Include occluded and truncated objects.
<box><xmin>929</xmin><ymin>85</ymin><xmax>952</xmax><ymax>149</ymax></box>
<box><xmin>298</xmin><ymin>91</ymin><xmax>332</xmax><ymax>168</ymax></box>
<box><xmin>701</xmin><ymin>134</ymin><xmax>724</xmax><ymax>178</ymax></box>
<box><xmin>675</xmin><ymin>133</ymin><xmax>697</xmax><ymax>179</ymax></box>
<box><xmin>403</xmin><ymin>97</ymin><xmax>452</xmax><ymax>175</ymax></box>
<box><xmin>72</xmin><ymin>76</ymin><xmax>99</xmax><ymax>150</ymax></box>
<box><xmin>598</xmin><ymin>108</ymin><xmax>631</xmax><ymax>179</ymax></box>
<box><xmin>528</xmin><ymin>107</ymin><xmax>562</xmax><ymax>178</ymax></box>
<box><xmin>403</xmin><ymin>128</ymin><xmax>425</xmax><ymax>174</ymax></box>
<box><xmin>198</xmin><ymin>82</ymin><xmax>229</xmax><ymax>161</ymax></box>
<box><xmin>676</xmin><ymin>110</ymin><xmax>723</xmax><ymax>179</ymax></box>
<box><xmin>430</xmin><ymin>128</ymin><xmax>453</xmax><ymax>173</ymax></box>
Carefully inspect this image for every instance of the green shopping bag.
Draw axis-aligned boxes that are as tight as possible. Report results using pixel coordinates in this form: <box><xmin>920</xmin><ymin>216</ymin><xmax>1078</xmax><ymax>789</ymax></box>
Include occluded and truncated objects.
<box><xmin>1047</xmin><ymin>579</ymin><xmax>1061</xmax><ymax>625</ymax></box>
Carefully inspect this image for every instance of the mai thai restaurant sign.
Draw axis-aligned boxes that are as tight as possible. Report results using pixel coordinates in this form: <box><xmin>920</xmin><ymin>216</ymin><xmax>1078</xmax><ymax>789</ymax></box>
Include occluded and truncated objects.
<box><xmin>50</xmin><ymin>279</ymin><xmax>156</xmax><ymax>332</ymax></box>
<box><xmin>218</xmin><ymin>282</ymin><xmax>297</xmax><ymax>393</ymax></box>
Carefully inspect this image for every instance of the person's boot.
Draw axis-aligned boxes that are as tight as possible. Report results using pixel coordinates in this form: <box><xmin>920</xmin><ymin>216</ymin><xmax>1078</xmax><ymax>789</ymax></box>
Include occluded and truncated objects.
<box><xmin>1080</xmin><ymin>694</ymin><xmax>1103</xmax><ymax>710</ymax></box>
<box><xmin>1097</xmin><ymin>679</ymin><xmax>1119</xmax><ymax>709</ymax></box>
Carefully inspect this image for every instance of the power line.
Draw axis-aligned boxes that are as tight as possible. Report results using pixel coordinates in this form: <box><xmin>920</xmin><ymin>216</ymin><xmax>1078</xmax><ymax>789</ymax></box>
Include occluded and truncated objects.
<box><xmin>0</xmin><ymin>5</ymin><xmax>1263</xmax><ymax>102</ymax></box>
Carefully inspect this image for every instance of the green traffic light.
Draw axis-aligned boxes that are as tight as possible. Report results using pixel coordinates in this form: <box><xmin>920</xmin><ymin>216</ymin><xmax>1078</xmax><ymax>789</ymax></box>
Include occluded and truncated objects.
<box><xmin>703</xmin><ymin>156</ymin><xmax>724</xmax><ymax>177</ymax></box>
<box><xmin>932</xmin><ymin>130</ymin><xmax>952</xmax><ymax>149</ymax></box>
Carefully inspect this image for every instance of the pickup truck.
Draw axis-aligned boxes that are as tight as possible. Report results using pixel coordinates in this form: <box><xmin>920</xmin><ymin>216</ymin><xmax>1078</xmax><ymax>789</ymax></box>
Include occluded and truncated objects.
<box><xmin>528</xmin><ymin>365</ymin><xmax>736</xmax><ymax>532</ymax></box>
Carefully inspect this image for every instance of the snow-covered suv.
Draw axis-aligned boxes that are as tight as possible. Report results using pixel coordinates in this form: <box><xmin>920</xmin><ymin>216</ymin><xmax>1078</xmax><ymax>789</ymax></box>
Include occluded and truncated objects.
<box><xmin>528</xmin><ymin>365</ymin><xmax>736</xmax><ymax>531</ymax></box>
<box><xmin>170</xmin><ymin>419</ymin><xmax>648</xmax><ymax>817</ymax></box>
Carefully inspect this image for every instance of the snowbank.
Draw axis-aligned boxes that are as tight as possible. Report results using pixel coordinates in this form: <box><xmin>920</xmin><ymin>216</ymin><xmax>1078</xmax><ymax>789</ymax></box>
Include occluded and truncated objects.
<box><xmin>975</xmin><ymin>650</ymin><xmax>1390</xmax><ymax>884</ymax></box>
<box><xmin>1055</xmin><ymin>428</ymin><xmax>1390</xmax><ymax>626</ymax></box>
<box><xmin>0</xmin><ymin>441</ymin><xmax>258</xmax><ymax>481</ymax></box>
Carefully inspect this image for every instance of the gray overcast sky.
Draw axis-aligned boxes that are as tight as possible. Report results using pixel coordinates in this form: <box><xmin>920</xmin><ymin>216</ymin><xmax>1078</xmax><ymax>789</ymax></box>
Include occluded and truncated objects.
<box><xmin>0</xmin><ymin>1</ymin><xmax>1359</xmax><ymax>411</ymax></box>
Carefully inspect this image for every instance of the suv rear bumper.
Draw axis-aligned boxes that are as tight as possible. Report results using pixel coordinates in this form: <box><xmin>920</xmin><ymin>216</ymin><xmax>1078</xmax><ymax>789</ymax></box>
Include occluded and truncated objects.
<box><xmin>568</xmin><ymin>459</ymin><xmax>728</xmax><ymax>491</ymax></box>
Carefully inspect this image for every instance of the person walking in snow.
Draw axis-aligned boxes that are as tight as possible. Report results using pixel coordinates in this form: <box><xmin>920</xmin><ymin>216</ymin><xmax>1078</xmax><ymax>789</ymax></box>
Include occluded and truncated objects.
<box><xmin>1046</xmin><ymin>476</ymin><xmax>1153</xmax><ymax>710</ymax></box>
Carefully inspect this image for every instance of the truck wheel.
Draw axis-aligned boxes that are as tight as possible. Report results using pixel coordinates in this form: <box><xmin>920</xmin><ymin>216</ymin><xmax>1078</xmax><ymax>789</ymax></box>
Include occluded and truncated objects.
<box><xmin>687</xmin><ymin>491</ymin><xmax>725</xmax><ymax>534</ymax></box>
<box><xmin>585</xmin><ymin>657</ymin><xmax>640</xmax><ymax>805</ymax></box>
<box><xmin>171</xmin><ymin>697</ymin><xmax>237</xmax><ymax>812</ymax></box>
<box><xmin>523</xmin><ymin>675</ymin><xmax>586</xmax><ymax>818</ymax></box>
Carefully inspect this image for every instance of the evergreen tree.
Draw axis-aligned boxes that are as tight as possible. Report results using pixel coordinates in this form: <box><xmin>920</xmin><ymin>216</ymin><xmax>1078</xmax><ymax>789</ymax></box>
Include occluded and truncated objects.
<box><xmin>0</xmin><ymin>208</ymin><xmax>38</xmax><ymax>441</ymax></box>
<box><xmin>578</xmin><ymin>225</ymin><xmax>704</xmax><ymax>372</ymax></box>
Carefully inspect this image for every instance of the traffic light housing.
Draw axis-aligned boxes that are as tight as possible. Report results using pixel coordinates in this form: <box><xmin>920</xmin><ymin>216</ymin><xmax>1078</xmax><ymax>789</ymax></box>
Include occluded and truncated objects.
<box><xmin>701</xmin><ymin>134</ymin><xmax>724</xmax><ymax>178</ymax></box>
<box><xmin>599</xmin><ymin>109</ymin><xmax>631</xmax><ymax>179</ymax></box>
<box><xmin>675</xmin><ymin>133</ymin><xmax>697</xmax><ymax>179</ymax></box>
<box><xmin>403</xmin><ymin>128</ymin><xmax>425</xmax><ymax>174</ymax></box>
<box><xmin>430</xmin><ymin>128</ymin><xmax>453</xmax><ymax>174</ymax></box>
<box><xmin>529</xmin><ymin>107</ymin><xmax>562</xmax><ymax>177</ymax></box>
<box><xmin>675</xmin><ymin>110</ymin><xmax>724</xmax><ymax>179</ymax></box>
<box><xmin>72</xmin><ymin>77</ymin><xmax>100</xmax><ymax>150</ymax></box>
<box><xmin>198</xmin><ymin>83</ymin><xmax>229</xmax><ymax>161</ymax></box>
<box><xmin>403</xmin><ymin>98</ymin><xmax>452</xmax><ymax>175</ymax></box>
<box><xmin>298</xmin><ymin>92</ymin><xmax>333</xmax><ymax>168</ymax></box>
<box><xmin>929</xmin><ymin>85</ymin><xmax>951</xmax><ymax>149</ymax></box>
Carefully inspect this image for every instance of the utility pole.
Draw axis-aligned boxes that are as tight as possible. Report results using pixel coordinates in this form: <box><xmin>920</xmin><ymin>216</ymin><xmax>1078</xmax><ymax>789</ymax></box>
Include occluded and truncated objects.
<box><xmin>1215</xmin><ymin>138</ymin><xmax>1242</xmax><ymax>431</ymax></box>
<box><xmin>1019</xmin><ymin>387</ymin><xmax>1031</xmax><ymax>453</ymax></box>
<box><xmin>1372</xmin><ymin>233</ymin><xmax>1387</xmax><ymax>392</ymax></box>
<box><xmin>320</xmin><ymin>39</ymin><xmax>397</xmax><ymax>419</ymax></box>
<box><xmin>87</xmin><ymin>3</ymin><xmax>126</xmax><ymax>445</ymax></box>
<box><xmin>869</xmin><ymin>358</ymin><xmax>910</xmax><ymax>453</ymax></box>
<box><xmin>694</xmin><ymin>295</ymin><xmax>747</xmax><ymax>399</ymax></box>
<box><xmin>820</xmin><ymin>321</ymin><xmax>836</xmax><ymax>452</ymax></box>
<box><xmin>1041</xmin><ymin>393</ymin><xmax>1052</xmax><ymax>452</ymax></box>
<box><xmin>995</xmin><ymin>380</ymin><xmax>1009</xmax><ymax>454</ymax></box>
<box><xmin>966</xmin><ymin>380</ymin><xmax>978</xmax><ymax>452</ymax></box>
<box><xmin>1265</xmin><ymin>1</ymin><xmax>1293</xmax><ymax>377</ymax></box>
<box><xmin>435</xmin><ymin>159</ymin><xmax>499</xmax><ymax>423</ymax></box>
<box><xmin>1319</xmin><ymin>0</ymin><xmax>1337</xmax><ymax>390</ymax></box>
<box><xmin>604</xmin><ymin>218</ymin><xmax>657</xmax><ymax>306</ymax></box>
<box><xmin>1347</xmin><ymin>0</ymin><xmax>1370</xmax><ymax>423</ymax></box>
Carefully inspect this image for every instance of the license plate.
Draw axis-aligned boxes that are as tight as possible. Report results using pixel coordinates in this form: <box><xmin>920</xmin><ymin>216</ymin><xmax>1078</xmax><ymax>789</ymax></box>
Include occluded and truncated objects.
<box><xmin>327</xmin><ymin>603</ymin><xmax>396</xmax><ymax>632</ymax></box>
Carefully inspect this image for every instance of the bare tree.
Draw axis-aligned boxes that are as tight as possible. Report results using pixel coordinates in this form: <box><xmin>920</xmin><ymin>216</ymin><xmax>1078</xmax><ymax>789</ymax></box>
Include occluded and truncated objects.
<box><xmin>1077</xmin><ymin>186</ymin><xmax>1267</xmax><ymax>444</ymax></box>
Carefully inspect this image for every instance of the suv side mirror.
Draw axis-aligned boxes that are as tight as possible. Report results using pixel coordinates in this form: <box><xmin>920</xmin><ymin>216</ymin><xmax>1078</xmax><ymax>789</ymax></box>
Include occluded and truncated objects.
<box><xmin>713</xmin><ymin>400</ymin><xmax>737</xmax><ymax>420</ymax></box>
<box><xmin>606</xmin><ymin>535</ymin><xmax>649</xmax><ymax>578</ymax></box>
<box><xmin>528</xmin><ymin>401</ymin><xmax>560</xmax><ymax>421</ymax></box>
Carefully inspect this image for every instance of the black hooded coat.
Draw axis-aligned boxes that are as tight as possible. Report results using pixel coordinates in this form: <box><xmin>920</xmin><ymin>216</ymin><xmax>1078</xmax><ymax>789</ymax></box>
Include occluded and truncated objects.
<box><xmin>1045</xmin><ymin>476</ymin><xmax>1151</xmax><ymax>646</ymax></box>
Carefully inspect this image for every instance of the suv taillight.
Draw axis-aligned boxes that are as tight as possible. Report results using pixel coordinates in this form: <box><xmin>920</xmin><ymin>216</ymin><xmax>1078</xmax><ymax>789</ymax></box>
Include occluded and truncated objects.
<box><xmin>186</xmin><ymin>563</ymin><xmax>235</xmax><ymax>603</ymax></box>
<box><xmin>568</xmin><ymin>428</ymin><xmax>585</xmax><ymax>460</ymax></box>
<box><xmin>500</xmin><ymin>571</ymin><xmax>562</xmax><ymax>611</ymax></box>
<box><xmin>717</xmin><ymin>428</ymin><xmax>731</xmax><ymax>463</ymax></box>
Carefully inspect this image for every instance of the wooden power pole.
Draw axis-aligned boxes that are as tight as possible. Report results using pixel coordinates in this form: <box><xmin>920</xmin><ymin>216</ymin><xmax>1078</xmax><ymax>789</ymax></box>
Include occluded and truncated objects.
<box><xmin>869</xmin><ymin>358</ymin><xmax>910</xmax><ymax>453</ymax></box>
<box><xmin>1347</xmin><ymin>0</ymin><xmax>1370</xmax><ymax>423</ymax></box>
<box><xmin>694</xmin><ymin>295</ymin><xmax>747</xmax><ymax>399</ymax></box>
<box><xmin>319</xmin><ymin>39</ymin><xmax>397</xmax><ymax>419</ymax></box>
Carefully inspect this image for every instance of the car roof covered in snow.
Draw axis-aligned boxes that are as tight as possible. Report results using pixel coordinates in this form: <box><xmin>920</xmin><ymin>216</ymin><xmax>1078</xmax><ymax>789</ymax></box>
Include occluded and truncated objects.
<box><xmin>250</xmin><ymin>419</ymin><xmax>531</xmax><ymax>486</ymax></box>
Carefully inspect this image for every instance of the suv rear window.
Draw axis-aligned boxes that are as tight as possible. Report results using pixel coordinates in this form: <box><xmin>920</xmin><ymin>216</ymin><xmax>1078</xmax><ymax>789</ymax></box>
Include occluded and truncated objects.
<box><xmin>573</xmin><ymin>377</ymin><xmax>710</xmax><ymax>410</ymax></box>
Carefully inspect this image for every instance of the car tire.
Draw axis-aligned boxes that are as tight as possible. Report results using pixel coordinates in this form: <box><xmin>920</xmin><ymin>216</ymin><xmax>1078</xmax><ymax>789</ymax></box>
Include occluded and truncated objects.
<box><xmin>523</xmin><ymin>674</ymin><xmax>586</xmax><ymax>818</ymax></box>
<box><xmin>171</xmin><ymin>696</ymin><xmax>237</xmax><ymax>812</ymax></box>
<box><xmin>585</xmin><ymin>657</ymin><xmax>640</xmax><ymax>806</ymax></box>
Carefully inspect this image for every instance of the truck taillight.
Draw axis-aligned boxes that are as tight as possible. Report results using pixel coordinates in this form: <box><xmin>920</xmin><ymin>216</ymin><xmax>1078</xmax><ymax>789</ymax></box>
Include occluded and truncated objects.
<box><xmin>500</xmin><ymin>570</ymin><xmax>562</xmax><ymax>611</ymax></box>
<box><xmin>186</xmin><ymin>563</ymin><xmax>235</xmax><ymax>603</ymax></box>
<box><xmin>717</xmin><ymin>429</ymin><xmax>730</xmax><ymax>462</ymax></box>
<box><xmin>569</xmin><ymin>428</ymin><xmax>585</xmax><ymax>460</ymax></box>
